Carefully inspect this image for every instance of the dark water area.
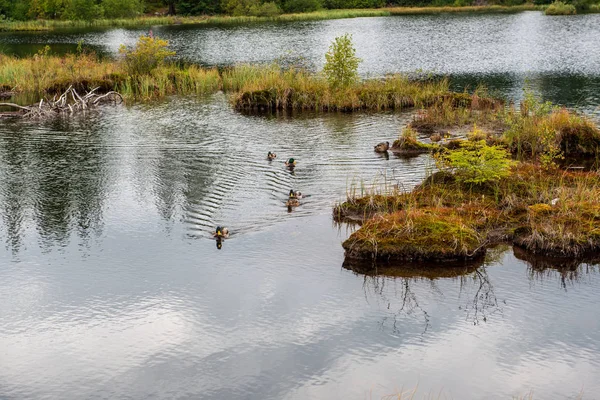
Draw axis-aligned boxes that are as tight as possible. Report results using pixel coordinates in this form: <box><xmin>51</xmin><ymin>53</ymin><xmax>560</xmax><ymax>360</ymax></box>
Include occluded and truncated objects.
<box><xmin>1</xmin><ymin>12</ymin><xmax>600</xmax><ymax>399</ymax></box>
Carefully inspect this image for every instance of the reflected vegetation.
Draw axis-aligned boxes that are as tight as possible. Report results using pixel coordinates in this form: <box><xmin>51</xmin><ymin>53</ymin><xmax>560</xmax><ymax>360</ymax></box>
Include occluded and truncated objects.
<box><xmin>514</xmin><ymin>246</ymin><xmax>600</xmax><ymax>287</ymax></box>
<box><xmin>0</xmin><ymin>117</ymin><xmax>110</xmax><ymax>253</ymax></box>
<box><xmin>344</xmin><ymin>244</ymin><xmax>600</xmax><ymax>333</ymax></box>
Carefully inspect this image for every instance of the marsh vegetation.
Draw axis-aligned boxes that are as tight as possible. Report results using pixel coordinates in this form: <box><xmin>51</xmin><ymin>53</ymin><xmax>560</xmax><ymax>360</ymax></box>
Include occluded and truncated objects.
<box><xmin>336</xmin><ymin>93</ymin><xmax>600</xmax><ymax>266</ymax></box>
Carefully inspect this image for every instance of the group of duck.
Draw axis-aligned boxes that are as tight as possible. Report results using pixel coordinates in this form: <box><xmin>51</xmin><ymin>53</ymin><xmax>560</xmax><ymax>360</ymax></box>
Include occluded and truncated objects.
<box><xmin>212</xmin><ymin>151</ymin><xmax>302</xmax><ymax>247</ymax></box>
<box><xmin>213</xmin><ymin>142</ymin><xmax>394</xmax><ymax>247</ymax></box>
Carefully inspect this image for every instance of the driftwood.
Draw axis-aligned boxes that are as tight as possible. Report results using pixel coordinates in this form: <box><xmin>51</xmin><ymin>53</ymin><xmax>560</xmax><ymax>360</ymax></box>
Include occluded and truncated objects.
<box><xmin>0</xmin><ymin>85</ymin><xmax>123</xmax><ymax>119</ymax></box>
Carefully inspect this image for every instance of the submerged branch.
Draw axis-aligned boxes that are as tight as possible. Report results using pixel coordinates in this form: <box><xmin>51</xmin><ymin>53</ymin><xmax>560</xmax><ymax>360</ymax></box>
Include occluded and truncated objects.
<box><xmin>0</xmin><ymin>86</ymin><xmax>123</xmax><ymax>119</ymax></box>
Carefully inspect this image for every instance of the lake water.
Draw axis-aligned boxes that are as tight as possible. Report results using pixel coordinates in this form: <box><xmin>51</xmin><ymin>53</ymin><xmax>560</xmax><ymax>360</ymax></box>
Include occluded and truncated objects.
<box><xmin>1</xmin><ymin>12</ymin><xmax>600</xmax><ymax>399</ymax></box>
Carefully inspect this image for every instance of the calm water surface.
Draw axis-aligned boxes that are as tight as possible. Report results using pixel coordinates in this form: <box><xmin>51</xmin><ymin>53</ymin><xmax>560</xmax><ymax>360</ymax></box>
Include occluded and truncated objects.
<box><xmin>1</xmin><ymin>12</ymin><xmax>600</xmax><ymax>400</ymax></box>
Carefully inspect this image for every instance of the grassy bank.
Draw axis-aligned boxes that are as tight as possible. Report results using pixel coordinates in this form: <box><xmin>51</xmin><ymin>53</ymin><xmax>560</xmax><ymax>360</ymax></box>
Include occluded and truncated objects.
<box><xmin>0</xmin><ymin>53</ymin><xmax>462</xmax><ymax>108</ymax></box>
<box><xmin>228</xmin><ymin>65</ymin><xmax>456</xmax><ymax>111</ymax></box>
<box><xmin>0</xmin><ymin>10</ymin><xmax>392</xmax><ymax>31</ymax></box>
<box><xmin>387</xmin><ymin>4</ymin><xmax>539</xmax><ymax>14</ymax></box>
<box><xmin>335</xmin><ymin>99</ymin><xmax>600</xmax><ymax>264</ymax></box>
<box><xmin>0</xmin><ymin>53</ymin><xmax>219</xmax><ymax>101</ymax></box>
<box><xmin>0</xmin><ymin>5</ymin><xmax>544</xmax><ymax>32</ymax></box>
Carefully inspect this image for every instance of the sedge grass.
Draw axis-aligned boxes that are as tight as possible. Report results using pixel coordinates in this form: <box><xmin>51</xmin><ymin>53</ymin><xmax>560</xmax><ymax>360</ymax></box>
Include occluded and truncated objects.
<box><xmin>227</xmin><ymin>64</ymin><xmax>452</xmax><ymax>111</ymax></box>
<box><xmin>387</xmin><ymin>4</ymin><xmax>539</xmax><ymax>15</ymax></box>
<box><xmin>0</xmin><ymin>53</ymin><xmax>455</xmax><ymax>107</ymax></box>
<box><xmin>0</xmin><ymin>10</ymin><xmax>390</xmax><ymax>32</ymax></box>
<box><xmin>0</xmin><ymin>5</ymin><xmax>542</xmax><ymax>32</ymax></box>
<box><xmin>339</xmin><ymin>162</ymin><xmax>600</xmax><ymax>261</ymax></box>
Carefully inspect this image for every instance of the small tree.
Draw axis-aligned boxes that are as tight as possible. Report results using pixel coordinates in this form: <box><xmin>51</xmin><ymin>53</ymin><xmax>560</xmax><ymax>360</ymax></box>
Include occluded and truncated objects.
<box><xmin>323</xmin><ymin>33</ymin><xmax>361</xmax><ymax>89</ymax></box>
<box><xmin>119</xmin><ymin>32</ymin><xmax>176</xmax><ymax>76</ymax></box>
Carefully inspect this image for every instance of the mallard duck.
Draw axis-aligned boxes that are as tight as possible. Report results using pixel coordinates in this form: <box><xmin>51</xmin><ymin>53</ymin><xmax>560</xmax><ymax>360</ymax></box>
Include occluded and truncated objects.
<box><xmin>267</xmin><ymin>152</ymin><xmax>277</xmax><ymax>161</ymax></box>
<box><xmin>213</xmin><ymin>226</ymin><xmax>230</xmax><ymax>239</ymax></box>
<box><xmin>374</xmin><ymin>141</ymin><xmax>390</xmax><ymax>153</ymax></box>
<box><xmin>289</xmin><ymin>189</ymin><xmax>303</xmax><ymax>199</ymax></box>
<box><xmin>430</xmin><ymin>133</ymin><xmax>442</xmax><ymax>142</ymax></box>
<box><xmin>286</xmin><ymin>198</ymin><xmax>300</xmax><ymax>207</ymax></box>
<box><xmin>286</xmin><ymin>198</ymin><xmax>299</xmax><ymax>212</ymax></box>
<box><xmin>285</xmin><ymin>158</ymin><xmax>297</xmax><ymax>168</ymax></box>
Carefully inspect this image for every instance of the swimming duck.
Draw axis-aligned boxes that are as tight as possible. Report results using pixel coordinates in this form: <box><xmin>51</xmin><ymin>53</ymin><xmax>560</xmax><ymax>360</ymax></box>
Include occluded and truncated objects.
<box><xmin>286</xmin><ymin>198</ymin><xmax>300</xmax><ymax>207</ymax></box>
<box><xmin>213</xmin><ymin>226</ymin><xmax>230</xmax><ymax>239</ymax></box>
<box><xmin>267</xmin><ymin>152</ymin><xmax>277</xmax><ymax>161</ymax></box>
<box><xmin>285</xmin><ymin>158</ymin><xmax>297</xmax><ymax>168</ymax></box>
<box><xmin>286</xmin><ymin>198</ymin><xmax>300</xmax><ymax>212</ymax></box>
<box><xmin>374</xmin><ymin>141</ymin><xmax>390</xmax><ymax>153</ymax></box>
<box><xmin>430</xmin><ymin>133</ymin><xmax>442</xmax><ymax>142</ymax></box>
<box><xmin>289</xmin><ymin>189</ymin><xmax>303</xmax><ymax>199</ymax></box>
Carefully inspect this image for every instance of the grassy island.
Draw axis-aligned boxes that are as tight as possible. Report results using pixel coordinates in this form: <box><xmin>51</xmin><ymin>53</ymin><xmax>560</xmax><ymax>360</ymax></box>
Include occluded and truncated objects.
<box><xmin>335</xmin><ymin>95</ymin><xmax>600</xmax><ymax>265</ymax></box>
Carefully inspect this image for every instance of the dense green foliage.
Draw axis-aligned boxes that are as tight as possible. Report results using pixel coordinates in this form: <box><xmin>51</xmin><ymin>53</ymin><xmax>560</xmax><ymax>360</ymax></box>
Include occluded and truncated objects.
<box><xmin>1</xmin><ymin>0</ymin><xmax>595</xmax><ymax>21</ymax></box>
<box><xmin>545</xmin><ymin>0</ymin><xmax>576</xmax><ymax>13</ymax></box>
<box><xmin>444</xmin><ymin>140</ymin><xmax>513</xmax><ymax>185</ymax></box>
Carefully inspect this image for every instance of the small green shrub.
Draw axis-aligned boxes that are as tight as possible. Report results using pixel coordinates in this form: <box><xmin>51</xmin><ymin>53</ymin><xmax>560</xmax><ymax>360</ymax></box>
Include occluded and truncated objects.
<box><xmin>283</xmin><ymin>0</ymin><xmax>322</xmax><ymax>13</ymax></box>
<box><xmin>63</xmin><ymin>0</ymin><xmax>104</xmax><ymax>20</ymax></box>
<box><xmin>545</xmin><ymin>1</ymin><xmax>576</xmax><ymax>14</ymax></box>
<box><xmin>249</xmin><ymin>1</ymin><xmax>282</xmax><ymax>16</ymax></box>
<box><xmin>102</xmin><ymin>0</ymin><xmax>143</xmax><ymax>18</ymax></box>
<box><xmin>222</xmin><ymin>0</ymin><xmax>259</xmax><ymax>15</ymax></box>
<box><xmin>323</xmin><ymin>33</ymin><xmax>361</xmax><ymax>89</ymax></box>
<box><xmin>119</xmin><ymin>32</ymin><xmax>176</xmax><ymax>76</ymax></box>
<box><xmin>446</xmin><ymin>140</ymin><xmax>514</xmax><ymax>185</ymax></box>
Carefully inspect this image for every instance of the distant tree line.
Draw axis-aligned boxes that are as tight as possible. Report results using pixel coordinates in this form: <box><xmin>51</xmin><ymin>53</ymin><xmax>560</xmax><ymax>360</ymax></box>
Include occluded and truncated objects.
<box><xmin>0</xmin><ymin>0</ymin><xmax>595</xmax><ymax>20</ymax></box>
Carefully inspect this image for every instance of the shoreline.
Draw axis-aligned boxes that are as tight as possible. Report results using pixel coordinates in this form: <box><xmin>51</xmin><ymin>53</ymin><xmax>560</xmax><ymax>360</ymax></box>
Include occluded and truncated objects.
<box><xmin>0</xmin><ymin>5</ymin><xmax>544</xmax><ymax>32</ymax></box>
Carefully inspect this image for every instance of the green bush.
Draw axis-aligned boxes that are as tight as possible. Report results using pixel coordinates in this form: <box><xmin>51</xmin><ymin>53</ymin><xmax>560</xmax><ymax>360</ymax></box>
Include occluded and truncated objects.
<box><xmin>545</xmin><ymin>1</ymin><xmax>577</xmax><ymax>14</ymax></box>
<box><xmin>222</xmin><ymin>0</ymin><xmax>256</xmax><ymax>15</ymax></box>
<box><xmin>323</xmin><ymin>0</ymin><xmax>384</xmax><ymax>8</ymax></box>
<box><xmin>283</xmin><ymin>0</ymin><xmax>322</xmax><ymax>12</ymax></box>
<box><xmin>119</xmin><ymin>33</ymin><xmax>176</xmax><ymax>75</ymax></box>
<box><xmin>323</xmin><ymin>33</ymin><xmax>361</xmax><ymax>89</ymax></box>
<box><xmin>178</xmin><ymin>0</ymin><xmax>223</xmax><ymax>15</ymax></box>
<box><xmin>248</xmin><ymin>1</ymin><xmax>282</xmax><ymax>16</ymax></box>
<box><xmin>102</xmin><ymin>0</ymin><xmax>143</xmax><ymax>18</ymax></box>
<box><xmin>63</xmin><ymin>0</ymin><xmax>104</xmax><ymax>20</ymax></box>
<box><xmin>445</xmin><ymin>140</ymin><xmax>514</xmax><ymax>185</ymax></box>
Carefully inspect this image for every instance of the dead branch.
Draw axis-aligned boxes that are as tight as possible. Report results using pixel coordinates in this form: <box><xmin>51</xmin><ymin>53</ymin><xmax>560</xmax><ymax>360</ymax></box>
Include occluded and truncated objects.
<box><xmin>0</xmin><ymin>86</ymin><xmax>123</xmax><ymax>119</ymax></box>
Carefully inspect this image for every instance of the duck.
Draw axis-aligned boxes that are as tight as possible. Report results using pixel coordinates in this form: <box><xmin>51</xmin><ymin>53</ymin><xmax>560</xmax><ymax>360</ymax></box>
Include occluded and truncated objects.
<box><xmin>267</xmin><ymin>151</ymin><xmax>277</xmax><ymax>161</ymax></box>
<box><xmin>288</xmin><ymin>189</ymin><xmax>303</xmax><ymax>199</ymax></box>
<box><xmin>213</xmin><ymin>226</ymin><xmax>230</xmax><ymax>239</ymax></box>
<box><xmin>374</xmin><ymin>141</ymin><xmax>390</xmax><ymax>153</ymax></box>
<box><xmin>286</xmin><ymin>198</ymin><xmax>300</xmax><ymax>207</ymax></box>
<box><xmin>430</xmin><ymin>133</ymin><xmax>442</xmax><ymax>142</ymax></box>
<box><xmin>286</xmin><ymin>198</ymin><xmax>300</xmax><ymax>212</ymax></box>
<box><xmin>285</xmin><ymin>158</ymin><xmax>297</xmax><ymax>168</ymax></box>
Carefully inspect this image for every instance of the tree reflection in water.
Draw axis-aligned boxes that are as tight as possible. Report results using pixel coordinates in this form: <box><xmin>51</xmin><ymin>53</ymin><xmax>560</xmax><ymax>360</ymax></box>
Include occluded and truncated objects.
<box><xmin>343</xmin><ymin>256</ymin><xmax>493</xmax><ymax>334</ymax></box>
<box><xmin>344</xmin><ymin>244</ymin><xmax>600</xmax><ymax>333</ymax></box>
<box><xmin>513</xmin><ymin>246</ymin><xmax>600</xmax><ymax>290</ymax></box>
